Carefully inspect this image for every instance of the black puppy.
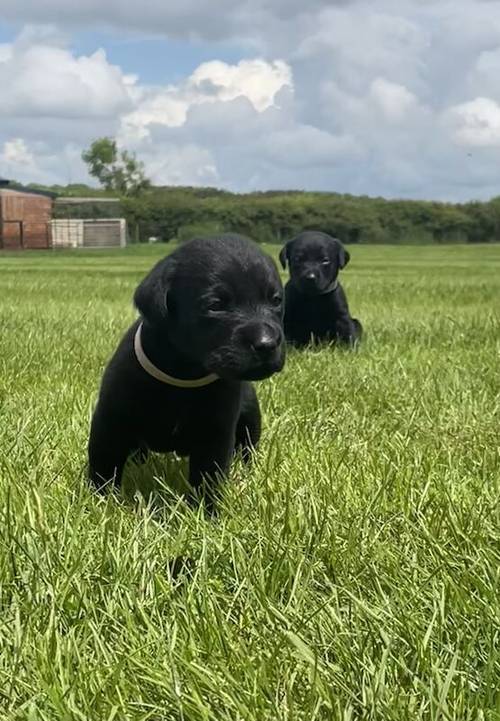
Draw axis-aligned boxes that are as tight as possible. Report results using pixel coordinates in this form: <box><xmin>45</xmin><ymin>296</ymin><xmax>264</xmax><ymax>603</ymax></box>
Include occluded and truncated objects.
<box><xmin>280</xmin><ymin>231</ymin><xmax>362</xmax><ymax>347</ymax></box>
<box><xmin>88</xmin><ymin>234</ymin><xmax>285</xmax><ymax>511</ymax></box>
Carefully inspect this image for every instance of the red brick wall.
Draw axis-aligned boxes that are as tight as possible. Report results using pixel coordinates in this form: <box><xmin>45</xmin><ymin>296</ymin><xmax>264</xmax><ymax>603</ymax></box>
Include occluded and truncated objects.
<box><xmin>0</xmin><ymin>191</ymin><xmax>53</xmax><ymax>249</ymax></box>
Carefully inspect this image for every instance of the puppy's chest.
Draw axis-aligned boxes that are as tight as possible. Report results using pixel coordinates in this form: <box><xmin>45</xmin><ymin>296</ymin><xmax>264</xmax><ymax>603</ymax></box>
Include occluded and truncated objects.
<box><xmin>293</xmin><ymin>298</ymin><xmax>339</xmax><ymax>332</ymax></box>
<box><xmin>139</xmin><ymin>396</ymin><xmax>202</xmax><ymax>455</ymax></box>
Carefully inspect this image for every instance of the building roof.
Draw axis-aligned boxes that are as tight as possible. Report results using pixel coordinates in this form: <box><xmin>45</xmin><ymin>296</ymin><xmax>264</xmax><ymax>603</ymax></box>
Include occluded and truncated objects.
<box><xmin>0</xmin><ymin>183</ymin><xmax>57</xmax><ymax>199</ymax></box>
<box><xmin>55</xmin><ymin>197</ymin><xmax>120</xmax><ymax>204</ymax></box>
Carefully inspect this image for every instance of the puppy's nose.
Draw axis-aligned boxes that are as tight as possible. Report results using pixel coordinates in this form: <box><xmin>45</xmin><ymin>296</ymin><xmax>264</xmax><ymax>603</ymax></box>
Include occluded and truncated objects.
<box><xmin>305</xmin><ymin>272</ymin><xmax>317</xmax><ymax>282</ymax></box>
<box><xmin>251</xmin><ymin>327</ymin><xmax>281</xmax><ymax>355</ymax></box>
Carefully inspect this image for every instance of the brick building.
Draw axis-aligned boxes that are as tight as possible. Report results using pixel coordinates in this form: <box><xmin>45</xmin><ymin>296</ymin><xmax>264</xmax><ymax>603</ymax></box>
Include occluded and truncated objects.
<box><xmin>0</xmin><ymin>180</ymin><xmax>54</xmax><ymax>249</ymax></box>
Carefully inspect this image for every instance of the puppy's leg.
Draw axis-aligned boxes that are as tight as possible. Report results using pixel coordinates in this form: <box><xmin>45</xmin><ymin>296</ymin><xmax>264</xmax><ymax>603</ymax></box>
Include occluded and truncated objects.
<box><xmin>336</xmin><ymin>317</ymin><xmax>361</xmax><ymax>348</ymax></box>
<box><xmin>352</xmin><ymin>319</ymin><xmax>363</xmax><ymax>344</ymax></box>
<box><xmin>235</xmin><ymin>383</ymin><xmax>261</xmax><ymax>463</ymax></box>
<box><xmin>188</xmin><ymin>425</ymin><xmax>237</xmax><ymax>514</ymax></box>
<box><xmin>87</xmin><ymin>410</ymin><xmax>132</xmax><ymax>493</ymax></box>
<box><xmin>130</xmin><ymin>444</ymin><xmax>150</xmax><ymax>465</ymax></box>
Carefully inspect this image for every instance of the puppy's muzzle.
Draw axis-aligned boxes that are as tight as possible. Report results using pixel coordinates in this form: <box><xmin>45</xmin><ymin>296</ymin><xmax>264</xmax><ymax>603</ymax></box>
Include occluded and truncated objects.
<box><xmin>299</xmin><ymin>271</ymin><xmax>321</xmax><ymax>293</ymax></box>
<box><xmin>243</xmin><ymin>322</ymin><xmax>284</xmax><ymax>376</ymax></box>
<box><xmin>250</xmin><ymin>325</ymin><xmax>282</xmax><ymax>358</ymax></box>
<box><xmin>207</xmin><ymin>321</ymin><xmax>285</xmax><ymax>381</ymax></box>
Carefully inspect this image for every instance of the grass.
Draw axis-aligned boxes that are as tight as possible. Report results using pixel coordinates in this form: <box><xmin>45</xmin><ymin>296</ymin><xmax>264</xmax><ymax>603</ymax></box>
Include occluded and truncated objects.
<box><xmin>0</xmin><ymin>243</ymin><xmax>499</xmax><ymax>720</ymax></box>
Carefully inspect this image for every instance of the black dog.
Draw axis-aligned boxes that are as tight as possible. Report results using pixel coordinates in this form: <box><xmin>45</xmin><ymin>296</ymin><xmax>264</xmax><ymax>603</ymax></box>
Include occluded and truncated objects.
<box><xmin>88</xmin><ymin>234</ymin><xmax>285</xmax><ymax>511</ymax></box>
<box><xmin>279</xmin><ymin>231</ymin><xmax>362</xmax><ymax>347</ymax></box>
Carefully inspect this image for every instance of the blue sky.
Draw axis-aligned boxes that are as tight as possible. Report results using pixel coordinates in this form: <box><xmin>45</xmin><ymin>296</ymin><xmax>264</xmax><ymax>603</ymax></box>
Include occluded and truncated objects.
<box><xmin>72</xmin><ymin>32</ymin><xmax>245</xmax><ymax>85</ymax></box>
<box><xmin>1</xmin><ymin>1</ymin><xmax>500</xmax><ymax>201</ymax></box>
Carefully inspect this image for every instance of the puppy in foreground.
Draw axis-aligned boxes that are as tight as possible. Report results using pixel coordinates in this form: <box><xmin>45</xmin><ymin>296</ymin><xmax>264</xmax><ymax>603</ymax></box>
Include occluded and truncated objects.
<box><xmin>280</xmin><ymin>231</ymin><xmax>363</xmax><ymax>347</ymax></box>
<box><xmin>88</xmin><ymin>234</ymin><xmax>285</xmax><ymax>511</ymax></box>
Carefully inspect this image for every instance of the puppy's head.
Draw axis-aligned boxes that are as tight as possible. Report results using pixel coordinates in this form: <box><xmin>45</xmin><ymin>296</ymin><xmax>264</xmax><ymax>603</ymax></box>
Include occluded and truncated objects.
<box><xmin>279</xmin><ymin>231</ymin><xmax>350</xmax><ymax>295</ymax></box>
<box><xmin>134</xmin><ymin>234</ymin><xmax>285</xmax><ymax>381</ymax></box>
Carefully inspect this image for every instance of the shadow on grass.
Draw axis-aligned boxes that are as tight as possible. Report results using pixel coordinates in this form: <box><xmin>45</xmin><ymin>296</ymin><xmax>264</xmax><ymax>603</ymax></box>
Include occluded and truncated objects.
<box><xmin>121</xmin><ymin>451</ymin><xmax>191</xmax><ymax>506</ymax></box>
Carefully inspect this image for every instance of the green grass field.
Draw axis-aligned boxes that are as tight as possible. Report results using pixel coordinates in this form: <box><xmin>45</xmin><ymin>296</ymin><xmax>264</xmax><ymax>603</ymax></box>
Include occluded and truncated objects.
<box><xmin>1</xmin><ymin>243</ymin><xmax>499</xmax><ymax>720</ymax></box>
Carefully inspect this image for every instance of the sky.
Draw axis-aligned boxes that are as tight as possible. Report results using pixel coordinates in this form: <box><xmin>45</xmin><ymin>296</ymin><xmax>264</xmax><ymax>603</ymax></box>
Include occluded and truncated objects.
<box><xmin>1</xmin><ymin>0</ymin><xmax>500</xmax><ymax>201</ymax></box>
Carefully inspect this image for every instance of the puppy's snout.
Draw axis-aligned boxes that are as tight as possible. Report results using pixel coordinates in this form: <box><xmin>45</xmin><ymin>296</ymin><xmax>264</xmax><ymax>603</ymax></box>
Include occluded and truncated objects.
<box><xmin>303</xmin><ymin>271</ymin><xmax>318</xmax><ymax>285</ymax></box>
<box><xmin>250</xmin><ymin>325</ymin><xmax>282</xmax><ymax>356</ymax></box>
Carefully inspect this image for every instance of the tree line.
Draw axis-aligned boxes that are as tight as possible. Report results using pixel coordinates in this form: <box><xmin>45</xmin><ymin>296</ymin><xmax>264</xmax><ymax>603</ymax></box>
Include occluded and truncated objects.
<box><xmin>45</xmin><ymin>184</ymin><xmax>500</xmax><ymax>245</ymax></box>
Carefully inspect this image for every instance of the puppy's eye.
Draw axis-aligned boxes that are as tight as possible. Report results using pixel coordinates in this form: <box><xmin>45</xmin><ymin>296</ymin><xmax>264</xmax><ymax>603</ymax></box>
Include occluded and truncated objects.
<box><xmin>270</xmin><ymin>291</ymin><xmax>283</xmax><ymax>307</ymax></box>
<box><xmin>321</xmin><ymin>259</ymin><xmax>331</xmax><ymax>266</ymax></box>
<box><xmin>208</xmin><ymin>295</ymin><xmax>231</xmax><ymax>313</ymax></box>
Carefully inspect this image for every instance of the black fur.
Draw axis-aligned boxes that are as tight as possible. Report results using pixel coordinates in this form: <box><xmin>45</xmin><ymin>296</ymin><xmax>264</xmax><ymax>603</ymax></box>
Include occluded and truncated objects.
<box><xmin>280</xmin><ymin>231</ymin><xmax>363</xmax><ymax>347</ymax></box>
<box><xmin>88</xmin><ymin>234</ymin><xmax>285</xmax><ymax>512</ymax></box>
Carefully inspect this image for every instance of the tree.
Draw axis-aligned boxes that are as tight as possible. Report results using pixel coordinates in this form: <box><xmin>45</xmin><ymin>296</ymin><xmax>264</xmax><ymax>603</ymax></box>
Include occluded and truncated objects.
<box><xmin>82</xmin><ymin>137</ymin><xmax>150</xmax><ymax>196</ymax></box>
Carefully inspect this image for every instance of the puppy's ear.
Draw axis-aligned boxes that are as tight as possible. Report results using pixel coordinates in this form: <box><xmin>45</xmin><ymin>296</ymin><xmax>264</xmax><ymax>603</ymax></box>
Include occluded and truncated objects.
<box><xmin>134</xmin><ymin>257</ymin><xmax>174</xmax><ymax>324</ymax></box>
<box><xmin>279</xmin><ymin>239</ymin><xmax>295</xmax><ymax>269</ymax></box>
<box><xmin>332</xmin><ymin>238</ymin><xmax>351</xmax><ymax>270</ymax></box>
<box><xmin>338</xmin><ymin>245</ymin><xmax>350</xmax><ymax>269</ymax></box>
<box><xmin>279</xmin><ymin>244</ymin><xmax>288</xmax><ymax>269</ymax></box>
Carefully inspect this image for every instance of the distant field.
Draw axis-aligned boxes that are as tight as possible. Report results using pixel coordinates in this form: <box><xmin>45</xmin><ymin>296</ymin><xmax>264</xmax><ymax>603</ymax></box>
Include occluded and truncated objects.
<box><xmin>0</xmin><ymin>244</ymin><xmax>499</xmax><ymax>720</ymax></box>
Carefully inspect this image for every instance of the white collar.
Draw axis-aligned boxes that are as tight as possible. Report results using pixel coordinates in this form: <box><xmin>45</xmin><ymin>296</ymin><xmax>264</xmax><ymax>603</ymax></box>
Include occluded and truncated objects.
<box><xmin>134</xmin><ymin>323</ymin><xmax>219</xmax><ymax>388</ymax></box>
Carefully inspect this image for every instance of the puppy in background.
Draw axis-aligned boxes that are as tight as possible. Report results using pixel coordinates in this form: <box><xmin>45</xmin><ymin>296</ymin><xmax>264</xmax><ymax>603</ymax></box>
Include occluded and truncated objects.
<box><xmin>280</xmin><ymin>231</ymin><xmax>363</xmax><ymax>348</ymax></box>
<box><xmin>88</xmin><ymin>234</ymin><xmax>285</xmax><ymax>512</ymax></box>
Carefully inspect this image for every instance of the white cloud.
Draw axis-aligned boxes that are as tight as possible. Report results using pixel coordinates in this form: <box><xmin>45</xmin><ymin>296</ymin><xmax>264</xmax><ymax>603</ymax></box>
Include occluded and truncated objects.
<box><xmin>119</xmin><ymin>59</ymin><xmax>292</xmax><ymax>142</ymax></box>
<box><xmin>143</xmin><ymin>144</ymin><xmax>219</xmax><ymax>185</ymax></box>
<box><xmin>370</xmin><ymin>77</ymin><xmax>418</xmax><ymax>121</ymax></box>
<box><xmin>188</xmin><ymin>59</ymin><xmax>292</xmax><ymax>111</ymax></box>
<box><xmin>0</xmin><ymin>28</ymin><xmax>134</xmax><ymax>119</ymax></box>
<box><xmin>1</xmin><ymin>138</ymin><xmax>35</xmax><ymax>166</ymax></box>
<box><xmin>449</xmin><ymin>97</ymin><xmax>500</xmax><ymax>147</ymax></box>
<box><xmin>261</xmin><ymin>126</ymin><xmax>360</xmax><ymax>169</ymax></box>
<box><xmin>0</xmin><ymin>0</ymin><xmax>347</xmax><ymax>42</ymax></box>
<box><xmin>0</xmin><ymin>44</ymin><xmax>13</xmax><ymax>62</ymax></box>
<box><xmin>120</xmin><ymin>92</ymin><xmax>187</xmax><ymax>140</ymax></box>
<box><xmin>0</xmin><ymin>138</ymin><xmax>63</xmax><ymax>184</ymax></box>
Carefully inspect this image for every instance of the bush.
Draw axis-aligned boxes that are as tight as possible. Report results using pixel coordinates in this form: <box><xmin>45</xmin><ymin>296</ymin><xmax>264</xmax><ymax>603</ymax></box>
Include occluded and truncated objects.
<box><xmin>177</xmin><ymin>222</ymin><xmax>224</xmax><ymax>243</ymax></box>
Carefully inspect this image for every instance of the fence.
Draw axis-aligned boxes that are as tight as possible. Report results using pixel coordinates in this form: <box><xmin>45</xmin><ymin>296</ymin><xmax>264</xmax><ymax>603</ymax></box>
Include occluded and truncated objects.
<box><xmin>51</xmin><ymin>218</ymin><xmax>127</xmax><ymax>249</ymax></box>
